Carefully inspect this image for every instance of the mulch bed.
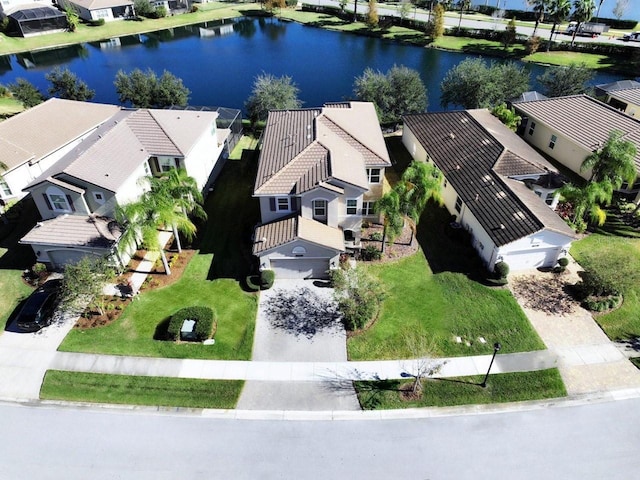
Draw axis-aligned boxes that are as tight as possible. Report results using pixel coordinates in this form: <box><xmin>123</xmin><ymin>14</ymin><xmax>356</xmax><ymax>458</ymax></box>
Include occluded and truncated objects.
<box><xmin>360</xmin><ymin>222</ymin><xmax>419</xmax><ymax>263</ymax></box>
<box><xmin>510</xmin><ymin>272</ymin><xmax>579</xmax><ymax>316</ymax></box>
<box><xmin>73</xmin><ymin>249</ymin><xmax>196</xmax><ymax>329</ymax></box>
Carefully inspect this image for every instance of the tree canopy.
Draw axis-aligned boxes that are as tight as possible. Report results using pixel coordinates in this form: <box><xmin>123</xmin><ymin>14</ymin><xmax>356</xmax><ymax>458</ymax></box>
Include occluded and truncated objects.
<box><xmin>60</xmin><ymin>257</ymin><xmax>115</xmax><ymax>315</ymax></box>
<box><xmin>245</xmin><ymin>73</ymin><xmax>302</xmax><ymax>125</ymax></box>
<box><xmin>114</xmin><ymin>68</ymin><xmax>190</xmax><ymax>108</ymax></box>
<box><xmin>581</xmin><ymin>130</ymin><xmax>637</xmax><ymax>188</ymax></box>
<box><xmin>570</xmin><ymin>0</ymin><xmax>595</xmax><ymax>46</ymax></box>
<box><xmin>546</xmin><ymin>0</ymin><xmax>571</xmax><ymax>51</ymax></box>
<box><xmin>46</xmin><ymin>67</ymin><xmax>95</xmax><ymax>101</ymax></box>
<box><xmin>536</xmin><ymin>63</ymin><xmax>594</xmax><ymax>97</ymax></box>
<box><xmin>353</xmin><ymin>65</ymin><xmax>427</xmax><ymax>126</ymax></box>
<box><xmin>491</xmin><ymin>103</ymin><xmax>522</xmax><ymax>131</ymax></box>
<box><xmin>8</xmin><ymin>78</ymin><xmax>44</xmax><ymax>108</ymax></box>
<box><xmin>440</xmin><ymin>58</ymin><xmax>530</xmax><ymax>109</ymax></box>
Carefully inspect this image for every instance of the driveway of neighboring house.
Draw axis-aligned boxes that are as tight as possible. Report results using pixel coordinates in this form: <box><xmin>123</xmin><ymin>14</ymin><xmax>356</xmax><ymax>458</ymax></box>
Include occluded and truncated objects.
<box><xmin>237</xmin><ymin>279</ymin><xmax>361</xmax><ymax>411</ymax></box>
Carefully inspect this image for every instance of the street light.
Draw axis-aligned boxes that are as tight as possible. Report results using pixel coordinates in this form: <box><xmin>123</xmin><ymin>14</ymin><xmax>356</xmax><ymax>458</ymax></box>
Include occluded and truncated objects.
<box><xmin>480</xmin><ymin>342</ymin><xmax>501</xmax><ymax>388</ymax></box>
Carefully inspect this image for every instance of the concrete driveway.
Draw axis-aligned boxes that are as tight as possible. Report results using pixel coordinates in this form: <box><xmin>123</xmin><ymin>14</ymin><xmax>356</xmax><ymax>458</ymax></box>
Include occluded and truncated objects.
<box><xmin>237</xmin><ymin>279</ymin><xmax>360</xmax><ymax>411</ymax></box>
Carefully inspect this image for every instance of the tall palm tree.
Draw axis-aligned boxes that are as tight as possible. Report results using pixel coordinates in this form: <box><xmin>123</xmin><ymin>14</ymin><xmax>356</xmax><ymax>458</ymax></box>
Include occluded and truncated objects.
<box><xmin>145</xmin><ymin>168</ymin><xmax>207</xmax><ymax>253</ymax></box>
<box><xmin>594</xmin><ymin>0</ymin><xmax>604</xmax><ymax>19</ymax></box>
<box><xmin>375</xmin><ymin>189</ymin><xmax>403</xmax><ymax>253</ymax></box>
<box><xmin>528</xmin><ymin>0</ymin><xmax>549</xmax><ymax>36</ymax></box>
<box><xmin>581</xmin><ymin>130</ymin><xmax>637</xmax><ymax>189</ymax></box>
<box><xmin>570</xmin><ymin>0</ymin><xmax>596</xmax><ymax>47</ymax></box>
<box><xmin>546</xmin><ymin>0</ymin><xmax>571</xmax><ymax>51</ymax></box>
<box><xmin>457</xmin><ymin>0</ymin><xmax>471</xmax><ymax>29</ymax></box>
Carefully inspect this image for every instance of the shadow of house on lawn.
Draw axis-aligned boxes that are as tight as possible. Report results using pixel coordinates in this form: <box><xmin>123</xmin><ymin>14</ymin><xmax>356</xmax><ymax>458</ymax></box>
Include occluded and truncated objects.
<box><xmin>0</xmin><ymin>196</ymin><xmax>38</xmax><ymax>271</ymax></box>
<box><xmin>196</xmin><ymin>151</ymin><xmax>261</xmax><ymax>282</ymax></box>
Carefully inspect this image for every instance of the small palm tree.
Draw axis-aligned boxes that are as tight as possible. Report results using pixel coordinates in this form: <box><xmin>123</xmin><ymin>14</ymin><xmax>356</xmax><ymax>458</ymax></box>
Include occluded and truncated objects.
<box><xmin>581</xmin><ymin>130</ymin><xmax>637</xmax><ymax>189</ymax></box>
<box><xmin>375</xmin><ymin>190</ymin><xmax>403</xmax><ymax>253</ymax></box>
<box><xmin>559</xmin><ymin>180</ymin><xmax>613</xmax><ymax>230</ymax></box>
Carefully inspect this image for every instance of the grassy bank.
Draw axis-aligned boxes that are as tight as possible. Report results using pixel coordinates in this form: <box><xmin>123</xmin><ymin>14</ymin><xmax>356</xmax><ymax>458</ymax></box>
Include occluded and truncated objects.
<box><xmin>0</xmin><ymin>2</ymin><xmax>261</xmax><ymax>55</ymax></box>
<box><xmin>356</xmin><ymin>368</ymin><xmax>566</xmax><ymax>409</ymax></box>
<box><xmin>41</xmin><ymin>370</ymin><xmax>243</xmax><ymax>408</ymax></box>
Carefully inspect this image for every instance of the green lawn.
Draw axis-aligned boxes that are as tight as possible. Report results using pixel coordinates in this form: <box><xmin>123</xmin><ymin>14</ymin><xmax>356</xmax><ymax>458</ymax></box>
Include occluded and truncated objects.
<box><xmin>571</xmin><ymin>233</ymin><xmax>640</xmax><ymax>341</ymax></box>
<box><xmin>0</xmin><ymin>2</ymin><xmax>261</xmax><ymax>55</ymax></box>
<box><xmin>0</xmin><ymin>97</ymin><xmax>24</xmax><ymax>119</ymax></box>
<box><xmin>59</xmin><ymin>153</ymin><xmax>261</xmax><ymax>359</ymax></box>
<box><xmin>356</xmin><ymin>368</ymin><xmax>566</xmax><ymax>409</ymax></box>
<box><xmin>41</xmin><ymin>370</ymin><xmax>243</xmax><ymax>408</ymax></box>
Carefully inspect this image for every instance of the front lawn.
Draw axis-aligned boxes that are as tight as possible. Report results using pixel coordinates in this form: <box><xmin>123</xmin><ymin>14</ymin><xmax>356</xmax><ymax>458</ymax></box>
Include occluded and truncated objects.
<box><xmin>59</xmin><ymin>152</ymin><xmax>260</xmax><ymax>359</ymax></box>
<box><xmin>356</xmin><ymin>368</ymin><xmax>566</xmax><ymax>409</ymax></box>
<box><xmin>41</xmin><ymin>370</ymin><xmax>242</xmax><ymax>409</ymax></box>
<box><xmin>571</xmin><ymin>233</ymin><xmax>640</xmax><ymax>341</ymax></box>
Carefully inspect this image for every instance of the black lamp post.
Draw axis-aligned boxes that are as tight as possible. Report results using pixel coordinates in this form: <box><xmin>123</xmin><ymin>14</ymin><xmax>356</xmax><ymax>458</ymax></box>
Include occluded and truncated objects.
<box><xmin>480</xmin><ymin>342</ymin><xmax>501</xmax><ymax>388</ymax></box>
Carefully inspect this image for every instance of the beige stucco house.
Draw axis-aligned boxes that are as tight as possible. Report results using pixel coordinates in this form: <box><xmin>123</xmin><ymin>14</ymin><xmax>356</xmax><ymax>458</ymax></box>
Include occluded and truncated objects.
<box><xmin>58</xmin><ymin>0</ymin><xmax>134</xmax><ymax>22</ymax></box>
<box><xmin>403</xmin><ymin>109</ymin><xmax>577</xmax><ymax>272</ymax></box>
<box><xmin>595</xmin><ymin>80</ymin><xmax>640</xmax><ymax>118</ymax></box>
<box><xmin>252</xmin><ymin>102</ymin><xmax>391</xmax><ymax>279</ymax></box>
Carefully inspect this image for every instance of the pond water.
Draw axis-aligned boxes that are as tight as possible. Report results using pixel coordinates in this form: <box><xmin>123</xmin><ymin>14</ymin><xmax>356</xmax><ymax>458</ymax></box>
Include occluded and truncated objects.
<box><xmin>0</xmin><ymin>17</ymin><xmax>626</xmax><ymax>112</ymax></box>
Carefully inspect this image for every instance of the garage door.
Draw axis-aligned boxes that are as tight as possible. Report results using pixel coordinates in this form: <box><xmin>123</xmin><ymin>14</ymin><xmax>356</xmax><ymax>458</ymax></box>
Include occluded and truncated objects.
<box><xmin>270</xmin><ymin>259</ymin><xmax>330</xmax><ymax>279</ymax></box>
<box><xmin>48</xmin><ymin>250</ymin><xmax>100</xmax><ymax>270</ymax></box>
<box><xmin>501</xmin><ymin>247</ymin><xmax>559</xmax><ymax>271</ymax></box>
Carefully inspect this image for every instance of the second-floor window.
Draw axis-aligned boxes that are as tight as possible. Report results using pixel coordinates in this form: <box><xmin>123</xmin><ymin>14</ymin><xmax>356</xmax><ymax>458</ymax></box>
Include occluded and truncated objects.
<box><xmin>528</xmin><ymin>121</ymin><xmax>536</xmax><ymax>136</ymax></box>
<box><xmin>277</xmin><ymin>197</ymin><xmax>290</xmax><ymax>211</ymax></box>
<box><xmin>0</xmin><ymin>178</ymin><xmax>12</xmax><ymax>196</ymax></box>
<box><xmin>548</xmin><ymin>135</ymin><xmax>557</xmax><ymax>149</ymax></box>
<box><xmin>362</xmin><ymin>201</ymin><xmax>375</xmax><ymax>216</ymax></box>
<box><xmin>346</xmin><ymin>198</ymin><xmax>358</xmax><ymax>215</ymax></box>
<box><xmin>366</xmin><ymin>168</ymin><xmax>381</xmax><ymax>184</ymax></box>
<box><xmin>313</xmin><ymin>199</ymin><xmax>327</xmax><ymax>218</ymax></box>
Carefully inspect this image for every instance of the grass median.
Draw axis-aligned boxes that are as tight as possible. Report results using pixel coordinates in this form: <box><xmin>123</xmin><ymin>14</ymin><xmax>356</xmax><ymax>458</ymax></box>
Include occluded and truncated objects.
<box><xmin>356</xmin><ymin>368</ymin><xmax>566</xmax><ymax>409</ymax></box>
<box><xmin>41</xmin><ymin>370</ymin><xmax>243</xmax><ymax>409</ymax></box>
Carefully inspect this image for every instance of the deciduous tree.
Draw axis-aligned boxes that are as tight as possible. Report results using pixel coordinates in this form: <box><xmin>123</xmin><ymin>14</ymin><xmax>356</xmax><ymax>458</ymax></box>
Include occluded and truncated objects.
<box><xmin>536</xmin><ymin>62</ymin><xmax>594</xmax><ymax>97</ymax></box>
<box><xmin>245</xmin><ymin>73</ymin><xmax>302</xmax><ymax>125</ymax></box>
<box><xmin>612</xmin><ymin>0</ymin><xmax>629</xmax><ymax>20</ymax></box>
<box><xmin>60</xmin><ymin>257</ymin><xmax>116</xmax><ymax>315</ymax></box>
<box><xmin>502</xmin><ymin>17</ymin><xmax>517</xmax><ymax>49</ymax></box>
<box><xmin>114</xmin><ymin>68</ymin><xmax>190</xmax><ymax>108</ymax></box>
<box><xmin>8</xmin><ymin>78</ymin><xmax>44</xmax><ymax>108</ymax></box>
<box><xmin>429</xmin><ymin>3</ymin><xmax>445</xmax><ymax>38</ymax></box>
<box><xmin>46</xmin><ymin>67</ymin><xmax>95</xmax><ymax>101</ymax></box>
<box><xmin>367</xmin><ymin>0</ymin><xmax>379</xmax><ymax>27</ymax></box>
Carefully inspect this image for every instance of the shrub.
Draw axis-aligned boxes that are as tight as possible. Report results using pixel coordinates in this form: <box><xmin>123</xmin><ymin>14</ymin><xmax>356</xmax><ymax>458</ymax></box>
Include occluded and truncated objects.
<box><xmin>557</xmin><ymin>257</ymin><xmax>569</xmax><ymax>267</ymax></box>
<box><xmin>285</xmin><ymin>0</ymin><xmax>297</xmax><ymax>6</ymax></box>
<box><xmin>154</xmin><ymin>6</ymin><xmax>167</xmax><ymax>18</ymax></box>
<box><xmin>494</xmin><ymin>261</ymin><xmax>510</xmax><ymax>279</ymax></box>
<box><xmin>167</xmin><ymin>306</ymin><xmax>215</xmax><ymax>342</ymax></box>
<box><xmin>369</xmin><ymin>231</ymin><xmax>383</xmax><ymax>241</ymax></box>
<box><xmin>245</xmin><ymin>274</ymin><xmax>261</xmax><ymax>292</ymax></box>
<box><xmin>572</xmin><ymin>270</ymin><xmax>619</xmax><ymax>301</ymax></box>
<box><xmin>525</xmin><ymin>36</ymin><xmax>541</xmax><ymax>54</ymax></box>
<box><xmin>190</xmin><ymin>4</ymin><xmax>198</xmax><ymax>12</ymax></box>
<box><xmin>361</xmin><ymin>245</ymin><xmax>382</xmax><ymax>261</ymax></box>
<box><xmin>89</xmin><ymin>18</ymin><xmax>105</xmax><ymax>26</ymax></box>
<box><xmin>331</xmin><ymin>267</ymin><xmax>384</xmax><ymax>331</ymax></box>
<box><xmin>0</xmin><ymin>17</ymin><xmax>9</xmax><ymax>33</ymax></box>
<box><xmin>260</xmin><ymin>269</ymin><xmax>275</xmax><ymax>290</ymax></box>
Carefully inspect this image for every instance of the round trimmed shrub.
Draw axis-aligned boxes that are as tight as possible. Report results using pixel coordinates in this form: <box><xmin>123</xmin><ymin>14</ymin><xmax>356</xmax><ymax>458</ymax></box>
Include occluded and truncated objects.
<box><xmin>260</xmin><ymin>269</ymin><xmax>275</xmax><ymax>290</ymax></box>
<box><xmin>494</xmin><ymin>261</ymin><xmax>510</xmax><ymax>279</ymax></box>
<box><xmin>558</xmin><ymin>257</ymin><xmax>569</xmax><ymax>267</ymax></box>
<box><xmin>167</xmin><ymin>306</ymin><xmax>215</xmax><ymax>342</ymax></box>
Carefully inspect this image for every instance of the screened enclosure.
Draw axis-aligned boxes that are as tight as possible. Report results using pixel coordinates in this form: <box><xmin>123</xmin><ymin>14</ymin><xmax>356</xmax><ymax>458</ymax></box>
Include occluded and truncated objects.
<box><xmin>8</xmin><ymin>7</ymin><xmax>67</xmax><ymax>37</ymax></box>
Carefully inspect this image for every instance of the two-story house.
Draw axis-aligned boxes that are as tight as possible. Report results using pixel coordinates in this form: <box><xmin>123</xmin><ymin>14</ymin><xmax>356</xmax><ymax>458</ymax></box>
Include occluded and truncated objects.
<box><xmin>20</xmin><ymin>107</ymin><xmax>225</xmax><ymax>270</ymax></box>
<box><xmin>252</xmin><ymin>101</ymin><xmax>391</xmax><ymax>279</ymax></box>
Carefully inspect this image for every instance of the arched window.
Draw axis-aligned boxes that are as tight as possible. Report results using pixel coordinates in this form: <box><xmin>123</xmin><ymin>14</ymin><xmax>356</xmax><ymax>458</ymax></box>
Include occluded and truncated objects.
<box><xmin>292</xmin><ymin>246</ymin><xmax>306</xmax><ymax>256</ymax></box>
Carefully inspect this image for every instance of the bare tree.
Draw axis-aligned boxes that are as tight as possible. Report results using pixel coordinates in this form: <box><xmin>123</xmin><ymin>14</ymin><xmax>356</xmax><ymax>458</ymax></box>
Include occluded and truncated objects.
<box><xmin>400</xmin><ymin>329</ymin><xmax>447</xmax><ymax>395</ymax></box>
<box><xmin>612</xmin><ymin>0</ymin><xmax>629</xmax><ymax>20</ymax></box>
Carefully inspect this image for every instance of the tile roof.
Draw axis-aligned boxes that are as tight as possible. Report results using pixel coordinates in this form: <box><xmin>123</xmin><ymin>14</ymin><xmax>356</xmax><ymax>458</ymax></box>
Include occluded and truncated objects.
<box><xmin>252</xmin><ymin>215</ymin><xmax>344</xmax><ymax>255</ymax></box>
<box><xmin>513</xmin><ymin>94</ymin><xmax>640</xmax><ymax>172</ymax></box>
<box><xmin>20</xmin><ymin>214</ymin><xmax>123</xmax><ymax>248</ymax></box>
<box><xmin>595</xmin><ymin>80</ymin><xmax>640</xmax><ymax>93</ymax></box>
<box><xmin>0</xmin><ymin>98</ymin><xmax>119</xmax><ymax>172</ymax></box>
<box><xmin>254</xmin><ymin>102</ymin><xmax>390</xmax><ymax>196</ymax></box>
<box><xmin>68</xmin><ymin>0</ymin><xmax>133</xmax><ymax>9</ymax></box>
<box><xmin>403</xmin><ymin>110</ymin><xmax>576</xmax><ymax>247</ymax></box>
<box><xmin>26</xmin><ymin>108</ymin><xmax>218</xmax><ymax>193</ymax></box>
<box><xmin>510</xmin><ymin>91</ymin><xmax>548</xmax><ymax>103</ymax></box>
<box><xmin>608</xmin><ymin>88</ymin><xmax>640</xmax><ymax>107</ymax></box>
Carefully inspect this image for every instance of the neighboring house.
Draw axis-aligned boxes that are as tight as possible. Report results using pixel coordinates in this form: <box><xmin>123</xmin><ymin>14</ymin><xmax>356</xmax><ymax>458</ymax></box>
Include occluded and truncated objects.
<box><xmin>1</xmin><ymin>2</ymin><xmax>67</xmax><ymax>37</ymax></box>
<box><xmin>20</xmin><ymin>106</ymin><xmax>227</xmax><ymax>270</ymax></box>
<box><xmin>252</xmin><ymin>101</ymin><xmax>391</xmax><ymax>279</ymax></box>
<box><xmin>58</xmin><ymin>0</ymin><xmax>134</xmax><ymax>22</ymax></box>
<box><xmin>594</xmin><ymin>80</ymin><xmax>640</xmax><ymax>118</ymax></box>
<box><xmin>403</xmin><ymin>110</ymin><xmax>577</xmax><ymax>272</ymax></box>
<box><xmin>0</xmin><ymin>98</ymin><xmax>120</xmax><ymax>207</ymax></box>
<box><xmin>513</xmin><ymin>94</ymin><xmax>640</xmax><ymax>196</ymax></box>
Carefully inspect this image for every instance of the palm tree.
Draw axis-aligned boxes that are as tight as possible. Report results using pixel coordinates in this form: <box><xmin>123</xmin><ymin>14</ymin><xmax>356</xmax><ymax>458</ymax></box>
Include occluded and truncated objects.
<box><xmin>397</xmin><ymin>162</ymin><xmax>444</xmax><ymax>223</ymax></box>
<box><xmin>559</xmin><ymin>180</ymin><xmax>613</xmax><ymax>229</ymax></box>
<box><xmin>457</xmin><ymin>0</ymin><xmax>471</xmax><ymax>29</ymax></box>
<box><xmin>546</xmin><ymin>0</ymin><xmax>571</xmax><ymax>51</ymax></box>
<box><xmin>528</xmin><ymin>0</ymin><xmax>549</xmax><ymax>36</ymax></box>
<box><xmin>594</xmin><ymin>0</ymin><xmax>604</xmax><ymax>19</ymax></box>
<box><xmin>145</xmin><ymin>168</ymin><xmax>207</xmax><ymax>253</ymax></box>
<box><xmin>570</xmin><ymin>0</ymin><xmax>596</xmax><ymax>47</ymax></box>
<box><xmin>375</xmin><ymin>189</ymin><xmax>403</xmax><ymax>253</ymax></box>
<box><xmin>581</xmin><ymin>130</ymin><xmax>637</xmax><ymax>189</ymax></box>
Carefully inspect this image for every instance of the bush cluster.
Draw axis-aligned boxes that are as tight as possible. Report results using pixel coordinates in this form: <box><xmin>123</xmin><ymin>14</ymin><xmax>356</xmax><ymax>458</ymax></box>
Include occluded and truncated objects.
<box><xmin>260</xmin><ymin>269</ymin><xmax>275</xmax><ymax>290</ymax></box>
<box><xmin>89</xmin><ymin>18</ymin><xmax>105</xmax><ymax>26</ymax></box>
<box><xmin>583</xmin><ymin>295</ymin><xmax>622</xmax><ymax>312</ymax></box>
<box><xmin>572</xmin><ymin>270</ymin><xmax>619</xmax><ymax>301</ymax></box>
<box><xmin>360</xmin><ymin>245</ymin><xmax>382</xmax><ymax>261</ymax></box>
<box><xmin>331</xmin><ymin>267</ymin><xmax>384</xmax><ymax>331</ymax></box>
<box><xmin>167</xmin><ymin>306</ymin><xmax>215</xmax><ymax>342</ymax></box>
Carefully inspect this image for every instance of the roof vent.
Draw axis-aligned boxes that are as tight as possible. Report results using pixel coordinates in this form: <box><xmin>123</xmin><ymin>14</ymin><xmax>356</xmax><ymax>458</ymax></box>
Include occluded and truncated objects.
<box><xmin>261</xmin><ymin>237</ymin><xmax>267</xmax><ymax>243</ymax></box>
<box><xmin>500</xmin><ymin>223</ymin><xmax>505</xmax><ymax>229</ymax></box>
<box><xmin>513</xmin><ymin>211</ymin><xmax>526</xmax><ymax>220</ymax></box>
<box><xmin>496</xmin><ymin>191</ymin><xmax>506</xmax><ymax>199</ymax></box>
<box><xmin>449</xmin><ymin>132</ymin><xmax>456</xmax><ymax>140</ymax></box>
<box><xmin>475</xmin><ymin>194</ymin><xmax>479</xmax><ymax>201</ymax></box>
<box><xmin>482</xmin><ymin>174</ymin><xmax>491</xmax><ymax>183</ymax></box>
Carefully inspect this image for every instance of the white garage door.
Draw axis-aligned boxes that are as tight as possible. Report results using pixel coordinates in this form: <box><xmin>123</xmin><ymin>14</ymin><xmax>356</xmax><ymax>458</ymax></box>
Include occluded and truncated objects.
<box><xmin>501</xmin><ymin>247</ymin><xmax>559</xmax><ymax>271</ymax></box>
<box><xmin>270</xmin><ymin>259</ymin><xmax>330</xmax><ymax>279</ymax></box>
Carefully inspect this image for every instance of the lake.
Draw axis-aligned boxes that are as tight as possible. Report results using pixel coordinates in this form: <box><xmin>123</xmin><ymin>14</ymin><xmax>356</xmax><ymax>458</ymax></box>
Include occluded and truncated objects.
<box><xmin>0</xmin><ymin>17</ymin><xmax>626</xmax><ymax>113</ymax></box>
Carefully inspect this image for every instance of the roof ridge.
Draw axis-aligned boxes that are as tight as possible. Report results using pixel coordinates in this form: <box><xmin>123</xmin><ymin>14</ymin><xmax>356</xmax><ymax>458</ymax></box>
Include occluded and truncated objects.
<box><xmin>131</xmin><ymin>109</ymin><xmax>183</xmax><ymax>156</ymax></box>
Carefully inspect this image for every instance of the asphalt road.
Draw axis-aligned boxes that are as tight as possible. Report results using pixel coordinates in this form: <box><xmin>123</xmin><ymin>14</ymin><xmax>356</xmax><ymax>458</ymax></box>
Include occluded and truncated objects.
<box><xmin>2</xmin><ymin>398</ymin><xmax>640</xmax><ymax>479</ymax></box>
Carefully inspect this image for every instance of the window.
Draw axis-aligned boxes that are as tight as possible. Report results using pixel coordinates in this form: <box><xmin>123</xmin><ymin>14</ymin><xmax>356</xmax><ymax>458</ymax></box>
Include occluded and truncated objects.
<box><xmin>455</xmin><ymin>196</ymin><xmax>462</xmax><ymax>214</ymax></box>
<box><xmin>143</xmin><ymin>161</ymin><xmax>151</xmax><ymax>176</ymax></box>
<box><xmin>443</xmin><ymin>178</ymin><xmax>448</xmax><ymax>188</ymax></box>
<box><xmin>528</xmin><ymin>121</ymin><xmax>536</xmax><ymax>136</ymax></box>
<box><xmin>49</xmin><ymin>194</ymin><xmax>70</xmax><ymax>211</ymax></box>
<box><xmin>346</xmin><ymin>198</ymin><xmax>357</xmax><ymax>215</ymax></box>
<box><xmin>366</xmin><ymin>168</ymin><xmax>381</xmax><ymax>183</ymax></box>
<box><xmin>313</xmin><ymin>199</ymin><xmax>326</xmax><ymax>218</ymax></box>
<box><xmin>0</xmin><ymin>178</ymin><xmax>12</xmax><ymax>196</ymax></box>
<box><xmin>159</xmin><ymin>157</ymin><xmax>177</xmax><ymax>172</ymax></box>
<box><xmin>362</xmin><ymin>201</ymin><xmax>375</xmax><ymax>216</ymax></box>
<box><xmin>548</xmin><ymin>135</ymin><xmax>557</xmax><ymax>149</ymax></box>
<box><xmin>93</xmin><ymin>192</ymin><xmax>105</xmax><ymax>204</ymax></box>
<box><xmin>277</xmin><ymin>197</ymin><xmax>290</xmax><ymax>211</ymax></box>
<box><xmin>292</xmin><ymin>246</ymin><xmax>306</xmax><ymax>256</ymax></box>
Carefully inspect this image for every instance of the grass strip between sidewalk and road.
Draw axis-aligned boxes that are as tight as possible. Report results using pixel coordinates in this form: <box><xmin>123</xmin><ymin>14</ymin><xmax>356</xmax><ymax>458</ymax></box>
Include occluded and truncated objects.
<box><xmin>41</xmin><ymin>370</ymin><xmax>243</xmax><ymax>409</ymax></box>
<box><xmin>356</xmin><ymin>368</ymin><xmax>566</xmax><ymax>410</ymax></box>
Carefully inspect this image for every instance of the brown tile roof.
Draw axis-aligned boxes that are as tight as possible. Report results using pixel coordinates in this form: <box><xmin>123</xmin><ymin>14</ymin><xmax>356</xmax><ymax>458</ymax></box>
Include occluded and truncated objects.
<box><xmin>26</xmin><ymin>108</ymin><xmax>218</xmax><ymax>193</ymax></box>
<box><xmin>254</xmin><ymin>102</ymin><xmax>390</xmax><ymax>196</ymax></box>
<box><xmin>20</xmin><ymin>214</ymin><xmax>122</xmax><ymax>248</ymax></box>
<box><xmin>609</xmin><ymin>88</ymin><xmax>640</xmax><ymax>107</ymax></box>
<box><xmin>0</xmin><ymin>98</ymin><xmax>119</xmax><ymax>172</ymax></box>
<box><xmin>253</xmin><ymin>215</ymin><xmax>344</xmax><ymax>255</ymax></box>
<box><xmin>513</xmin><ymin>94</ymin><xmax>640</xmax><ymax>172</ymax></box>
<box><xmin>403</xmin><ymin>110</ymin><xmax>576</xmax><ymax>247</ymax></box>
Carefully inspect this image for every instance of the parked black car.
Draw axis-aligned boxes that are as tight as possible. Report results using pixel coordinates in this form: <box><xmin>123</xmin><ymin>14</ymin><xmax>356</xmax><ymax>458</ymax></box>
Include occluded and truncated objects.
<box><xmin>15</xmin><ymin>281</ymin><xmax>61</xmax><ymax>332</ymax></box>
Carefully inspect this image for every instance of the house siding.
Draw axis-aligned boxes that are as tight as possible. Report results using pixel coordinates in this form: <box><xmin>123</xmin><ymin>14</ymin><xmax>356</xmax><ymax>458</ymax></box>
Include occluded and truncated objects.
<box><xmin>182</xmin><ymin>121</ymin><xmax>223</xmax><ymax>192</ymax></box>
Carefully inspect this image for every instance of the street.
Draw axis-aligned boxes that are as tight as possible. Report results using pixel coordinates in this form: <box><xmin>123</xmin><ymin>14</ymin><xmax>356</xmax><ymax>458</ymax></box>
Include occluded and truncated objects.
<box><xmin>1</xmin><ymin>398</ymin><xmax>639</xmax><ymax>479</ymax></box>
